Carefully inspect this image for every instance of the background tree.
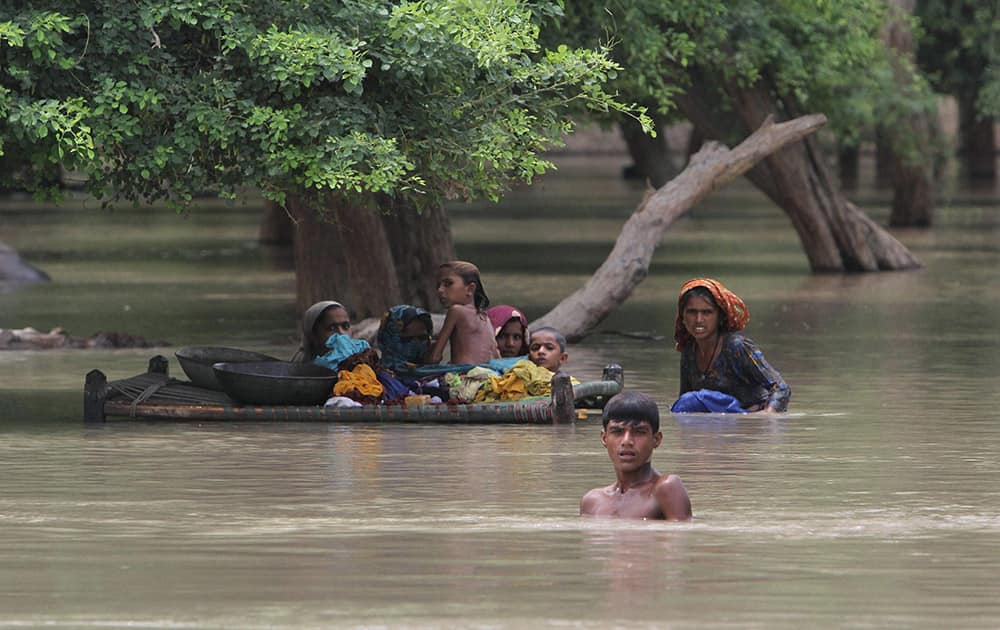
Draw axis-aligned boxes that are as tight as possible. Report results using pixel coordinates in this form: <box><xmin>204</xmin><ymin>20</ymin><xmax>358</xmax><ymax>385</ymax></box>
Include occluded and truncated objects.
<box><xmin>551</xmin><ymin>0</ymin><xmax>924</xmax><ymax>271</ymax></box>
<box><xmin>915</xmin><ymin>0</ymin><xmax>1000</xmax><ymax>181</ymax></box>
<box><xmin>0</xmin><ymin>1</ymin><xmax>647</xmax><ymax>317</ymax></box>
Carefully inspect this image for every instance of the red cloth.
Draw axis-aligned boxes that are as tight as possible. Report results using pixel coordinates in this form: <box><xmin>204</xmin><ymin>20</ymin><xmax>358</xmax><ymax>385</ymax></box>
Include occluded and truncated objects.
<box><xmin>674</xmin><ymin>278</ymin><xmax>750</xmax><ymax>351</ymax></box>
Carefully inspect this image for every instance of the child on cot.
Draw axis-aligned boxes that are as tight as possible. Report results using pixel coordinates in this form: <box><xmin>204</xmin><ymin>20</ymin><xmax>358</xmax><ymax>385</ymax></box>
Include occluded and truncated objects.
<box><xmin>425</xmin><ymin>260</ymin><xmax>500</xmax><ymax>366</ymax></box>
<box><xmin>487</xmin><ymin>305</ymin><xmax>530</xmax><ymax>358</ymax></box>
<box><xmin>527</xmin><ymin>326</ymin><xmax>568</xmax><ymax>372</ymax></box>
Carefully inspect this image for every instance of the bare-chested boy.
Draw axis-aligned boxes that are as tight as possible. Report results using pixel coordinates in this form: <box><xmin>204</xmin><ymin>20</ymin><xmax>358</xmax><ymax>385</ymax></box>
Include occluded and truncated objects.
<box><xmin>580</xmin><ymin>391</ymin><xmax>692</xmax><ymax>521</ymax></box>
<box><xmin>425</xmin><ymin>261</ymin><xmax>500</xmax><ymax>365</ymax></box>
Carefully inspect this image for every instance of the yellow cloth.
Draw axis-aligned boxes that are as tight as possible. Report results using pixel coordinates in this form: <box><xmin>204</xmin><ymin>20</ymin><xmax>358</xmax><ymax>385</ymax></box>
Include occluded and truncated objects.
<box><xmin>333</xmin><ymin>364</ymin><xmax>384</xmax><ymax>397</ymax></box>
<box><xmin>475</xmin><ymin>359</ymin><xmax>556</xmax><ymax>402</ymax></box>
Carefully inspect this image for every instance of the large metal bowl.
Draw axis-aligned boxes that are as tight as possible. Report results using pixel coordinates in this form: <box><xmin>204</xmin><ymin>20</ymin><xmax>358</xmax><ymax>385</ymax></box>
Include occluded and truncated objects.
<box><xmin>175</xmin><ymin>346</ymin><xmax>279</xmax><ymax>391</ymax></box>
<box><xmin>212</xmin><ymin>361</ymin><xmax>337</xmax><ymax>406</ymax></box>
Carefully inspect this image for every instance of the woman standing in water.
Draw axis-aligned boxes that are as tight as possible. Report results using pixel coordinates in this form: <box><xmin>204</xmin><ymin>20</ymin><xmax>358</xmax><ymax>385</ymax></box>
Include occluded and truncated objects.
<box><xmin>673</xmin><ymin>278</ymin><xmax>790</xmax><ymax>413</ymax></box>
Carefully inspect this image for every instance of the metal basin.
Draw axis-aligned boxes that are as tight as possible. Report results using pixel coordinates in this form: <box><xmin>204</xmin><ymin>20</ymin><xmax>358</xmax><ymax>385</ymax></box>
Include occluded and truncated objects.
<box><xmin>175</xmin><ymin>346</ymin><xmax>279</xmax><ymax>391</ymax></box>
<box><xmin>212</xmin><ymin>361</ymin><xmax>337</xmax><ymax>406</ymax></box>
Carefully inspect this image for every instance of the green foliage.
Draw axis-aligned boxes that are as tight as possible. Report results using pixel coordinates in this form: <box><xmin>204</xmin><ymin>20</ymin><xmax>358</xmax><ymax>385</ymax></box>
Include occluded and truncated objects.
<box><xmin>915</xmin><ymin>0</ymin><xmax>1000</xmax><ymax>118</ymax></box>
<box><xmin>0</xmin><ymin>1</ymin><xmax>648</xmax><ymax>206</ymax></box>
<box><xmin>550</xmin><ymin>0</ymin><xmax>929</xmax><ymax>146</ymax></box>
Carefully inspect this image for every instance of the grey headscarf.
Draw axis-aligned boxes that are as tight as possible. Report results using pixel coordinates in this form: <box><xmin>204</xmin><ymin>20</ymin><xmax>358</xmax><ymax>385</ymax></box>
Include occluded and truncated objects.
<box><xmin>292</xmin><ymin>300</ymin><xmax>345</xmax><ymax>362</ymax></box>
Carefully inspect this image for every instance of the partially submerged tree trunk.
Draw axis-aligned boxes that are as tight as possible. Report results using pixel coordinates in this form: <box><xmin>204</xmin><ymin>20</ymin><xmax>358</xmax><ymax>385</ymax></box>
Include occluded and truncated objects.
<box><xmin>676</xmin><ymin>81</ymin><xmax>921</xmax><ymax>272</ymax></box>
<box><xmin>958</xmin><ymin>91</ymin><xmax>997</xmax><ymax>181</ymax></box>
<box><xmin>619</xmin><ymin>115</ymin><xmax>677</xmax><ymax>187</ymax></box>
<box><xmin>883</xmin><ymin>0</ymin><xmax>935</xmax><ymax>227</ymax></box>
<box><xmin>378</xmin><ymin>197</ymin><xmax>455</xmax><ymax>310</ymax></box>
<box><xmin>286</xmin><ymin>194</ymin><xmax>454</xmax><ymax>321</ymax></box>
<box><xmin>258</xmin><ymin>200</ymin><xmax>294</xmax><ymax>245</ymax></box>
<box><xmin>534</xmin><ymin>114</ymin><xmax>829</xmax><ymax>340</ymax></box>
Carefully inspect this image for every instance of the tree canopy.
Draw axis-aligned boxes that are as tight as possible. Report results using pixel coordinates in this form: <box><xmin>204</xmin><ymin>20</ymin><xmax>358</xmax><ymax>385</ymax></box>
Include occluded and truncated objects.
<box><xmin>550</xmin><ymin>0</ymin><xmax>930</xmax><ymax>147</ymax></box>
<box><xmin>0</xmin><ymin>1</ymin><xmax>648</xmax><ymax>206</ymax></box>
<box><xmin>916</xmin><ymin>0</ymin><xmax>1000</xmax><ymax>118</ymax></box>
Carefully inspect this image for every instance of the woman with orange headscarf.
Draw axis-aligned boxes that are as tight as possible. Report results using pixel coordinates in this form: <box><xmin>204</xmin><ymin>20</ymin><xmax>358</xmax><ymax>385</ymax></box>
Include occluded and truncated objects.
<box><xmin>672</xmin><ymin>278</ymin><xmax>790</xmax><ymax>413</ymax></box>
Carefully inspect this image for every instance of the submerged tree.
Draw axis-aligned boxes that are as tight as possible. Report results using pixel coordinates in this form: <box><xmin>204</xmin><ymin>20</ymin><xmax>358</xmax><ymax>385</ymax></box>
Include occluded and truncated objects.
<box><xmin>916</xmin><ymin>0</ymin><xmax>1000</xmax><ymax>181</ymax></box>
<box><xmin>552</xmin><ymin>0</ymin><xmax>923</xmax><ymax>271</ymax></box>
<box><xmin>0</xmin><ymin>2</ymin><xmax>647</xmax><ymax>316</ymax></box>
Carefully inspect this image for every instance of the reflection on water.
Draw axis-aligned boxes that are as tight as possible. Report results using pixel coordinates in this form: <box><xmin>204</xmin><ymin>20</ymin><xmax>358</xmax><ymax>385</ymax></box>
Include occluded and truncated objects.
<box><xmin>2</xmin><ymin>157</ymin><xmax>1000</xmax><ymax>627</ymax></box>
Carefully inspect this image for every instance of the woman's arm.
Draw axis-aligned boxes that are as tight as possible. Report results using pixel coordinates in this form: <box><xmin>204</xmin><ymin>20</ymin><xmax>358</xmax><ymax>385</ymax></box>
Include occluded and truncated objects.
<box><xmin>735</xmin><ymin>336</ymin><xmax>790</xmax><ymax>412</ymax></box>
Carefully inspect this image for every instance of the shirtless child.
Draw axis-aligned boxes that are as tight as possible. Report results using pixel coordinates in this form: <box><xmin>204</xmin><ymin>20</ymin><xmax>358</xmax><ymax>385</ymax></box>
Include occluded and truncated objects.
<box><xmin>580</xmin><ymin>391</ymin><xmax>692</xmax><ymax>521</ymax></box>
<box><xmin>425</xmin><ymin>260</ymin><xmax>501</xmax><ymax>365</ymax></box>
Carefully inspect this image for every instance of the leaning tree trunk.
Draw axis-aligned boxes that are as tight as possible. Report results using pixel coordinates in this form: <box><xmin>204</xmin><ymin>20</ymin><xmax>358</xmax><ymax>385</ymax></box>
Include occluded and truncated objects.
<box><xmin>883</xmin><ymin>0</ymin><xmax>935</xmax><ymax>227</ymax></box>
<box><xmin>676</xmin><ymin>80</ymin><xmax>921</xmax><ymax>272</ymax></box>
<box><xmin>958</xmin><ymin>90</ymin><xmax>997</xmax><ymax>181</ymax></box>
<box><xmin>534</xmin><ymin>114</ymin><xmax>828</xmax><ymax>340</ymax></box>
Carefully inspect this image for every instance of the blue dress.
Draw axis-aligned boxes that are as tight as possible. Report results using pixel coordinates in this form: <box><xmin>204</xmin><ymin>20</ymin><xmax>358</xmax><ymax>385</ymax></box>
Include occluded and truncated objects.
<box><xmin>677</xmin><ymin>332</ymin><xmax>790</xmax><ymax>412</ymax></box>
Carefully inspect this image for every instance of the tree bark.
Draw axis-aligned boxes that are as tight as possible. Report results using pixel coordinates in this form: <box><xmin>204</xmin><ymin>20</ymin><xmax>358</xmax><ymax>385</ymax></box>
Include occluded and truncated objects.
<box><xmin>838</xmin><ymin>142</ymin><xmax>860</xmax><ymax>189</ymax></box>
<box><xmin>533</xmin><ymin>114</ymin><xmax>829</xmax><ymax>340</ymax></box>
<box><xmin>883</xmin><ymin>0</ymin><xmax>935</xmax><ymax>227</ymax></box>
<box><xmin>958</xmin><ymin>91</ymin><xmax>997</xmax><ymax>181</ymax></box>
<box><xmin>675</xmin><ymin>81</ymin><xmax>921</xmax><ymax>272</ymax></box>
<box><xmin>288</xmin><ymin>194</ymin><xmax>400</xmax><ymax>320</ymax></box>
<box><xmin>619</xmin><ymin>115</ymin><xmax>677</xmax><ymax>187</ymax></box>
<box><xmin>378</xmin><ymin>197</ymin><xmax>455</xmax><ymax>310</ymax></box>
<box><xmin>258</xmin><ymin>200</ymin><xmax>294</xmax><ymax>245</ymax></box>
<box><xmin>287</xmin><ymin>194</ymin><xmax>455</xmax><ymax>322</ymax></box>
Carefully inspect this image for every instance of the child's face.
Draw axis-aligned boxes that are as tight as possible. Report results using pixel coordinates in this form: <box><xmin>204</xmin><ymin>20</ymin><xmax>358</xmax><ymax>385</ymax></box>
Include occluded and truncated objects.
<box><xmin>496</xmin><ymin>320</ymin><xmax>525</xmax><ymax>357</ymax></box>
<box><xmin>528</xmin><ymin>331</ymin><xmax>567</xmax><ymax>371</ymax></box>
<box><xmin>437</xmin><ymin>271</ymin><xmax>473</xmax><ymax>308</ymax></box>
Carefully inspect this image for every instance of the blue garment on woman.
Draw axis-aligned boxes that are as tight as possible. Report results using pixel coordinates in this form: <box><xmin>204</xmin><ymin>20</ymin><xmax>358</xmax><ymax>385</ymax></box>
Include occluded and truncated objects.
<box><xmin>313</xmin><ymin>334</ymin><xmax>371</xmax><ymax>371</ymax></box>
<box><xmin>376</xmin><ymin>305</ymin><xmax>433</xmax><ymax>373</ymax></box>
<box><xmin>671</xmin><ymin>389</ymin><xmax>746</xmax><ymax>413</ymax></box>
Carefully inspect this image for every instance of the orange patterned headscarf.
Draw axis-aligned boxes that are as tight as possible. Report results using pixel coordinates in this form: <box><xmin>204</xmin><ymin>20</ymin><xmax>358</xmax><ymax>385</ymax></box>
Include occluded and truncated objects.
<box><xmin>673</xmin><ymin>278</ymin><xmax>750</xmax><ymax>351</ymax></box>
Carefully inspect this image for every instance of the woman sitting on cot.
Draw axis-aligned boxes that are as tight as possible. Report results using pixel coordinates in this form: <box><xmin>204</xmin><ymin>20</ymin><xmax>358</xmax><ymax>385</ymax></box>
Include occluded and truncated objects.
<box><xmin>672</xmin><ymin>278</ymin><xmax>790</xmax><ymax>413</ymax></box>
<box><xmin>294</xmin><ymin>300</ymin><xmax>370</xmax><ymax>371</ymax></box>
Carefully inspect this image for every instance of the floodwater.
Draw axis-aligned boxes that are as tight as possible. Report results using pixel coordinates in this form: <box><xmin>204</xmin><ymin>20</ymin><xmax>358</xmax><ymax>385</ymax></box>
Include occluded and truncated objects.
<box><xmin>2</xmin><ymin>155</ymin><xmax>1000</xmax><ymax>628</ymax></box>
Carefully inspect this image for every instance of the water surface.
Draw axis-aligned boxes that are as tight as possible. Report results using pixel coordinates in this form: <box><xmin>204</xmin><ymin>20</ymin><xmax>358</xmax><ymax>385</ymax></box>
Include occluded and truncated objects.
<box><xmin>2</xmin><ymin>156</ymin><xmax>999</xmax><ymax>628</ymax></box>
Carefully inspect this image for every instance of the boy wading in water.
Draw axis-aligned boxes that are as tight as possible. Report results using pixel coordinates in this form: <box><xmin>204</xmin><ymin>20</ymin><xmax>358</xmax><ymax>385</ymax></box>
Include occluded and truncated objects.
<box><xmin>580</xmin><ymin>391</ymin><xmax>692</xmax><ymax>521</ymax></box>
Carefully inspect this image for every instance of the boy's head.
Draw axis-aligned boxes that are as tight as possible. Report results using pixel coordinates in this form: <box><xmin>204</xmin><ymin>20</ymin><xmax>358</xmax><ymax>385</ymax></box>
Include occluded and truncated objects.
<box><xmin>528</xmin><ymin>326</ymin><xmax>567</xmax><ymax>372</ymax></box>
<box><xmin>438</xmin><ymin>260</ymin><xmax>490</xmax><ymax>311</ymax></box>
<box><xmin>602</xmin><ymin>391</ymin><xmax>660</xmax><ymax>433</ymax></box>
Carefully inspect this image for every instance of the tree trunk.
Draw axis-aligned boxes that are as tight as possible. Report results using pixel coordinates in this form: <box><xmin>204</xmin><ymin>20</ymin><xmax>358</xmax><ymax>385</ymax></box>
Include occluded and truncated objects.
<box><xmin>258</xmin><ymin>200</ymin><xmax>294</xmax><ymax>245</ymax></box>
<box><xmin>287</xmin><ymin>194</ymin><xmax>400</xmax><ymax>320</ymax></box>
<box><xmin>883</xmin><ymin>0</ymin><xmax>935</xmax><ymax>227</ymax></box>
<box><xmin>675</xmin><ymin>81</ymin><xmax>921</xmax><ymax>272</ymax></box>
<box><xmin>378</xmin><ymin>197</ymin><xmax>455</xmax><ymax>309</ymax></box>
<box><xmin>619</xmin><ymin>115</ymin><xmax>677</xmax><ymax>187</ymax></box>
<box><xmin>958</xmin><ymin>91</ymin><xmax>997</xmax><ymax>181</ymax></box>
<box><xmin>838</xmin><ymin>142</ymin><xmax>860</xmax><ymax>189</ymax></box>
<box><xmin>286</xmin><ymin>193</ymin><xmax>455</xmax><ymax>324</ymax></box>
<box><xmin>534</xmin><ymin>114</ymin><xmax>828</xmax><ymax>340</ymax></box>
